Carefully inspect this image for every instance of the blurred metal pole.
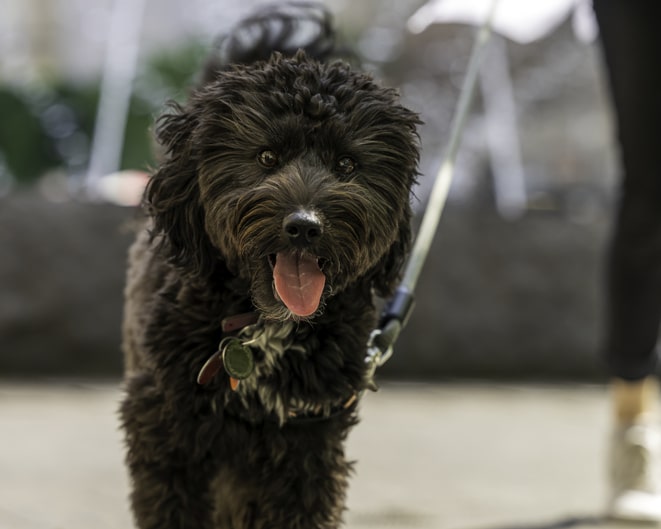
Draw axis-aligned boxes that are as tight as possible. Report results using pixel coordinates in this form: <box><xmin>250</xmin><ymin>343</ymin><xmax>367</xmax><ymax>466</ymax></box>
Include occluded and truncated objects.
<box><xmin>86</xmin><ymin>0</ymin><xmax>147</xmax><ymax>197</ymax></box>
<box><xmin>478</xmin><ymin>33</ymin><xmax>527</xmax><ymax>219</ymax></box>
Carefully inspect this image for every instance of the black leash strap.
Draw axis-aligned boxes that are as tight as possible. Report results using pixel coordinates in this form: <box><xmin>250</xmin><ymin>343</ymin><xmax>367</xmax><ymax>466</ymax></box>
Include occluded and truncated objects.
<box><xmin>366</xmin><ymin>2</ymin><xmax>499</xmax><ymax>386</ymax></box>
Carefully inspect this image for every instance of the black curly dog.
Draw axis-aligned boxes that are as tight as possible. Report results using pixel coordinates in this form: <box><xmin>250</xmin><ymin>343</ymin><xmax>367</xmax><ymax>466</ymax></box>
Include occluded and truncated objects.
<box><xmin>120</xmin><ymin>3</ymin><xmax>420</xmax><ymax>528</ymax></box>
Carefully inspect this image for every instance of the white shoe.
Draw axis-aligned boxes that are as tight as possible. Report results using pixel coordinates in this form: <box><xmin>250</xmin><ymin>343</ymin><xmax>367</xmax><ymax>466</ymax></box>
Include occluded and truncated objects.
<box><xmin>609</xmin><ymin>422</ymin><xmax>661</xmax><ymax>522</ymax></box>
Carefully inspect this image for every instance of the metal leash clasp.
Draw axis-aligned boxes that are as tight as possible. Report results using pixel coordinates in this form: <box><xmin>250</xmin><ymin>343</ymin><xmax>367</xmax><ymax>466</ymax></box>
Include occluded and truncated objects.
<box><xmin>364</xmin><ymin>319</ymin><xmax>400</xmax><ymax>392</ymax></box>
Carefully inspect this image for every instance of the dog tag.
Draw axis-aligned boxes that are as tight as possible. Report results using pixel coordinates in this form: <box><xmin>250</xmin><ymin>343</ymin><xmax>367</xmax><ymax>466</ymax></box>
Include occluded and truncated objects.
<box><xmin>197</xmin><ymin>351</ymin><xmax>223</xmax><ymax>385</ymax></box>
<box><xmin>221</xmin><ymin>338</ymin><xmax>254</xmax><ymax>381</ymax></box>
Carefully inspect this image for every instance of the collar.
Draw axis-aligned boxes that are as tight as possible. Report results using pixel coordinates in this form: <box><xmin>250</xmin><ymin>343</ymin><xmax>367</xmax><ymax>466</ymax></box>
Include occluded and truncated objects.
<box><xmin>197</xmin><ymin>311</ymin><xmax>361</xmax><ymax>424</ymax></box>
<box><xmin>285</xmin><ymin>392</ymin><xmax>358</xmax><ymax>424</ymax></box>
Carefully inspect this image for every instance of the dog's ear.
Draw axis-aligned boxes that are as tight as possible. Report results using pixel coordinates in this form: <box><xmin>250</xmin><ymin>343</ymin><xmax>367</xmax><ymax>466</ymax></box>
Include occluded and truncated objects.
<box><xmin>369</xmin><ymin>206</ymin><xmax>412</xmax><ymax>298</ymax></box>
<box><xmin>144</xmin><ymin>104</ymin><xmax>217</xmax><ymax>278</ymax></box>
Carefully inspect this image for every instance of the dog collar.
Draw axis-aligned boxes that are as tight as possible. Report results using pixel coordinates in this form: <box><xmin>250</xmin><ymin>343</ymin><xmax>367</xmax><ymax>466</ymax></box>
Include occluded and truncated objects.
<box><xmin>285</xmin><ymin>392</ymin><xmax>358</xmax><ymax>424</ymax></box>
<box><xmin>198</xmin><ymin>311</ymin><xmax>361</xmax><ymax>424</ymax></box>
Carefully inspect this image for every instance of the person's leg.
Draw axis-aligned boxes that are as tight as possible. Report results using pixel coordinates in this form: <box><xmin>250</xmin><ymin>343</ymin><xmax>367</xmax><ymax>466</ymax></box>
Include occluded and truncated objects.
<box><xmin>596</xmin><ymin>0</ymin><xmax>661</xmax><ymax>381</ymax></box>
<box><xmin>593</xmin><ymin>0</ymin><xmax>661</xmax><ymax>520</ymax></box>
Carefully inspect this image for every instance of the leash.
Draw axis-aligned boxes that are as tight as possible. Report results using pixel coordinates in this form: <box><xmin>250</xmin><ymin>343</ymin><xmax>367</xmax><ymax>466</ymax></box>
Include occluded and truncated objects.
<box><xmin>365</xmin><ymin>0</ymin><xmax>500</xmax><ymax>387</ymax></box>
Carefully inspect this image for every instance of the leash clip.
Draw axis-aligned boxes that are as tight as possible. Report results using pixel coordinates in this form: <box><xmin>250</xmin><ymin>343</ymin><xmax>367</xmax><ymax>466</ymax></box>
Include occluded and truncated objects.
<box><xmin>364</xmin><ymin>319</ymin><xmax>400</xmax><ymax>392</ymax></box>
<box><xmin>364</xmin><ymin>286</ymin><xmax>414</xmax><ymax>391</ymax></box>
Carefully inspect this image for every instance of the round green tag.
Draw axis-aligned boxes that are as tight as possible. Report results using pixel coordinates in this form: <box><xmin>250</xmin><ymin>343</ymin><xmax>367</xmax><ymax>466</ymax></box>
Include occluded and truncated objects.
<box><xmin>221</xmin><ymin>338</ymin><xmax>254</xmax><ymax>380</ymax></box>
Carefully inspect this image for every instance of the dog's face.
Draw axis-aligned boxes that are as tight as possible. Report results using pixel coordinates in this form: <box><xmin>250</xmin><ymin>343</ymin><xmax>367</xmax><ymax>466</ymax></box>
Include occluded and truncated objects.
<box><xmin>147</xmin><ymin>52</ymin><xmax>420</xmax><ymax>321</ymax></box>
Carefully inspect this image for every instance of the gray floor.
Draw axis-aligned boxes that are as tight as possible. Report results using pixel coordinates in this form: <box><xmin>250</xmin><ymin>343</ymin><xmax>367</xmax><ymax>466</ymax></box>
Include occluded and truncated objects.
<box><xmin>0</xmin><ymin>380</ymin><xmax>643</xmax><ymax>529</ymax></box>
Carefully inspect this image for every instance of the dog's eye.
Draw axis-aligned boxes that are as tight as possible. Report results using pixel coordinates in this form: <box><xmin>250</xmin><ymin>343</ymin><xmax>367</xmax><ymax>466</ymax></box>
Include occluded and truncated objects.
<box><xmin>336</xmin><ymin>156</ymin><xmax>357</xmax><ymax>176</ymax></box>
<box><xmin>257</xmin><ymin>150</ymin><xmax>279</xmax><ymax>169</ymax></box>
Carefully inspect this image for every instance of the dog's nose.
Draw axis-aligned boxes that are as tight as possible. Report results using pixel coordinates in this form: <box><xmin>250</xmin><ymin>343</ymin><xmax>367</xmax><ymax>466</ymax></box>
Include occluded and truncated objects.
<box><xmin>282</xmin><ymin>211</ymin><xmax>323</xmax><ymax>247</ymax></box>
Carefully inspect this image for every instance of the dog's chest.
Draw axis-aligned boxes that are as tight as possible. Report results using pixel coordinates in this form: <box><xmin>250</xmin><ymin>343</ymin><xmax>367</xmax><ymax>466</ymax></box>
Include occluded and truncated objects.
<box><xmin>228</xmin><ymin>320</ymin><xmax>308</xmax><ymax>422</ymax></box>
<box><xmin>216</xmin><ymin>319</ymin><xmax>351</xmax><ymax>424</ymax></box>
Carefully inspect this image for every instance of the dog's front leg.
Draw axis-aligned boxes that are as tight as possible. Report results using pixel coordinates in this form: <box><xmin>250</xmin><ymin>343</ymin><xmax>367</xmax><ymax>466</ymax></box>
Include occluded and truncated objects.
<box><xmin>121</xmin><ymin>373</ymin><xmax>217</xmax><ymax>529</ymax></box>
<box><xmin>211</xmin><ymin>423</ymin><xmax>352</xmax><ymax>529</ymax></box>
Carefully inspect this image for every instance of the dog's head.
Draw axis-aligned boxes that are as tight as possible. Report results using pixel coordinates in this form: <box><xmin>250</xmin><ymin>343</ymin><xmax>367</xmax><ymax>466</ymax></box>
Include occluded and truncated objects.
<box><xmin>147</xmin><ymin>51</ymin><xmax>420</xmax><ymax>321</ymax></box>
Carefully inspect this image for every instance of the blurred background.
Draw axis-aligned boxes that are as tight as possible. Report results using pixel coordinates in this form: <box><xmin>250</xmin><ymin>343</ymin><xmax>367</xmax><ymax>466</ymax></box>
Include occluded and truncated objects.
<box><xmin>0</xmin><ymin>0</ymin><xmax>618</xmax><ymax>380</ymax></box>
<box><xmin>0</xmin><ymin>1</ymin><xmax>632</xmax><ymax>528</ymax></box>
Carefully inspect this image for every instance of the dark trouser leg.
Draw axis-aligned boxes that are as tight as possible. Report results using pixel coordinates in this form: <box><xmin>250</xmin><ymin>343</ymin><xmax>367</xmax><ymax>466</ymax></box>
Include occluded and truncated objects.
<box><xmin>593</xmin><ymin>0</ymin><xmax>661</xmax><ymax>380</ymax></box>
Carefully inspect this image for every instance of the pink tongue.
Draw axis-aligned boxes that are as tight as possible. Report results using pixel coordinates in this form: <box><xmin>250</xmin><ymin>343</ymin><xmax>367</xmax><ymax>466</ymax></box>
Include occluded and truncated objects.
<box><xmin>273</xmin><ymin>252</ymin><xmax>326</xmax><ymax>317</ymax></box>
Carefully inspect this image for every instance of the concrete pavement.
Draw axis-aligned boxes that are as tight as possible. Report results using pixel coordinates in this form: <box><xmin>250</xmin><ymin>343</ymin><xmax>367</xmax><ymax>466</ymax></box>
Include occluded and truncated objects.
<box><xmin>0</xmin><ymin>380</ymin><xmax>640</xmax><ymax>529</ymax></box>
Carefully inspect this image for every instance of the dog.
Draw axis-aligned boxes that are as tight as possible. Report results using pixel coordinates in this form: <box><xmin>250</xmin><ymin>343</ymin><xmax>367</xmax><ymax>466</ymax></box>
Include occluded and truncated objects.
<box><xmin>120</xmin><ymin>3</ymin><xmax>420</xmax><ymax>528</ymax></box>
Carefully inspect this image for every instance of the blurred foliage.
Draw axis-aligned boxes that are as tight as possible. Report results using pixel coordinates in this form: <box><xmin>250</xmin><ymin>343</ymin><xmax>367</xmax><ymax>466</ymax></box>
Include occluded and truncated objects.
<box><xmin>0</xmin><ymin>89</ymin><xmax>59</xmax><ymax>183</ymax></box>
<box><xmin>0</xmin><ymin>41</ymin><xmax>208</xmax><ymax>186</ymax></box>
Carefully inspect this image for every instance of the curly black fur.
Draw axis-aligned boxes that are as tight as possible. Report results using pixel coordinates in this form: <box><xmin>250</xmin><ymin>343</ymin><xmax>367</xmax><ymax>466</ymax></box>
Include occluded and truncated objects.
<box><xmin>120</xmin><ymin>3</ymin><xmax>420</xmax><ymax>528</ymax></box>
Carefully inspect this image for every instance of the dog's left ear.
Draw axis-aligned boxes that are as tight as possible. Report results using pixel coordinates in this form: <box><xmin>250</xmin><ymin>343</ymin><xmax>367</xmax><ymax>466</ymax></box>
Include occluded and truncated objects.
<box><xmin>369</xmin><ymin>206</ymin><xmax>412</xmax><ymax>298</ymax></box>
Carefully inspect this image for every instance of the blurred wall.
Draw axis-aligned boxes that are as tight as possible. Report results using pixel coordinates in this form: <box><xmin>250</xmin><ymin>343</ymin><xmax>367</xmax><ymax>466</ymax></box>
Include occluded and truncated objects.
<box><xmin>0</xmin><ymin>193</ymin><xmax>134</xmax><ymax>375</ymax></box>
<box><xmin>0</xmin><ymin>191</ymin><xmax>611</xmax><ymax>380</ymax></box>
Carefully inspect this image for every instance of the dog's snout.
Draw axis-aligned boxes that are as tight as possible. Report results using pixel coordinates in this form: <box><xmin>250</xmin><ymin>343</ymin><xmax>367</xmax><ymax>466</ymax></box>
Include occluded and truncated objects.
<box><xmin>283</xmin><ymin>211</ymin><xmax>323</xmax><ymax>247</ymax></box>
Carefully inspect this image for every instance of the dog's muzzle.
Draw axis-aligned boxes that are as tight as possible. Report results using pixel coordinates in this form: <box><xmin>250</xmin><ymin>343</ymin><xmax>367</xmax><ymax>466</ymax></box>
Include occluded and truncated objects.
<box><xmin>272</xmin><ymin>209</ymin><xmax>327</xmax><ymax>318</ymax></box>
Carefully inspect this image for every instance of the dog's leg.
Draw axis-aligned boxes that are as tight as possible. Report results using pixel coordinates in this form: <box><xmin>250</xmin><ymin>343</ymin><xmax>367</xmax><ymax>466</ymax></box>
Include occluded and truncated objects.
<box><xmin>210</xmin><ymin>424</ymin><xmax>352</xmax><ymax>529</ymax></box>
<box><xmin>120</xmin><ymin>373</ymin><xmax>217</xmax><ymax>529</ymax></box>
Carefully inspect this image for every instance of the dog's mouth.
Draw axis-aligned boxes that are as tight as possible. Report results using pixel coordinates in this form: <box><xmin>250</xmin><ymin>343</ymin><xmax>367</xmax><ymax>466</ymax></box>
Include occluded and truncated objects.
<box><xmin>268</xmin><ymin>252</ymin><xmax>327</xmax><ymax>318</ymax></box>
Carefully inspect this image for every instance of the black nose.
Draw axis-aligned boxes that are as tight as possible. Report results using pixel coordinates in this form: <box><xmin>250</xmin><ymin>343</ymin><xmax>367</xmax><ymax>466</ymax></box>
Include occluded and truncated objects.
<box><xmin>282</xmin><ymin>211</ymin><xmax>323</xmax><ymax>247</ymax></box>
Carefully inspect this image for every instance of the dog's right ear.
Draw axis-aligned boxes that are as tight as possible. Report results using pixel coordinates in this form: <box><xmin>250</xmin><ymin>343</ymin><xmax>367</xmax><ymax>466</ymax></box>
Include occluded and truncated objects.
<box><xmin>144</xmin><ymin>104</ymin><xmax>217</xmax><ymax>278</ymax></box>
